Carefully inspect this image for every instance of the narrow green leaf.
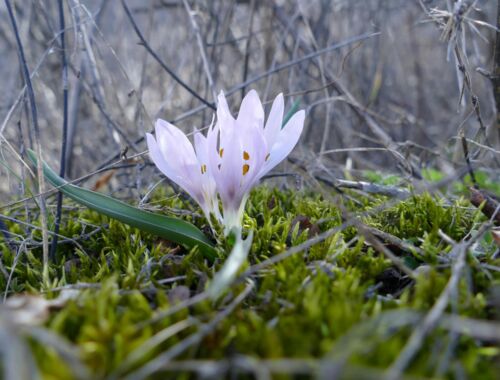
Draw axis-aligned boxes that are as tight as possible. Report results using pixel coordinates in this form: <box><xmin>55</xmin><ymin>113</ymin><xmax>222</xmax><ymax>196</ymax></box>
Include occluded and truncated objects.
<box><xmin>282</xmin><ymin>97</ymin><xmax>301</xmax><ymax>127</ymax></box>
<box><xmin>27</xmin><ymin>150</ymin><xmax>217</xmax><ymax>260</ymax></box>
<box><xmin>209</xmin><ymin>229</ymin><xmax>253</xmax><ymax>299</ymax></box>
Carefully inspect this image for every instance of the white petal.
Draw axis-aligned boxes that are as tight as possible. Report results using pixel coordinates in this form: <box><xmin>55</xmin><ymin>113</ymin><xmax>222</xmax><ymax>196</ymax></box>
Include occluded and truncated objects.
<box><xmin>147</xmin><ymin>132</ymin><xmax>190</xmax><ymax>192</ymax></box>
<box><xmin>236</xmin><ymin>90</ymin><xmax>264</xmax><ymax>130</ymax></box>
<box><xmin>217</xmin><ymin>127</ymin><xmax>244</xmax><ymax>211</ymax></box>
<box><xmin>238</xmin><ymin>124</ymin><xmax>268</xmax><ymax>196</ymax></box>
<box><xmin>193</xmin><ymin>130</ymin><xmax>213</xmax><ymax>183</ymax></box>
<box><xmin>257</xmin><ymin>109</ymin><xmax>305</xmax><ymax>179</ymax></box>
<box><xmin>194</xmin><ymin>130</ymin><xmax>209</xmax><ymax>169</ymax></box>
<box><xmin>217</xmin><ymin>91</ymin><xmax>234</xmax><ymax>125</ymax></box>
<box><xmin>193</xmin><ymin>128</ymin><xmax>221</xmax><ymax>220</ymax></box>
<box><xmin>146</xmin><ymin>133</ymin><xmax>173</xmax><ymax>178</ymax></box>
<box><xmin>206</xmin><ymin>122</ymin><xmax>221</xmax><ymax>170</ymax></box>
<box><xmin>155</xmin><ymin>119</ymin><xmax>198</xmax><ymax>167</ymax></box>
<box><xmin>263</xmin><ymin>93</ymin><xmax>284</xmax><ymax>148</ymax></box>
<box><xmin>150</xmin><ymin>122</ymin><xmax>207</xmax><ymax>211</ymax></box>
<box><xmin>216</xmin><ymin>92</ymin><xmax>235</xmax><ymax>145</ymax></box>
<box><xmin>217</xmin><ymin>91</ymin><xmax>232</xmax><ymax>117</ymax></box>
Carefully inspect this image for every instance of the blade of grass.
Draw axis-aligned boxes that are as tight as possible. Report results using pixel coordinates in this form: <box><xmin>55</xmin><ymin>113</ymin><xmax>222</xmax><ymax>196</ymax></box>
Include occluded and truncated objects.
<box><xmin>27</xmin><ymin>149</ymin><xmax>217</xmax><ymax>260</ymax></box>
<box><xmin>282</xmin><ymin>97</ymin><xmax>301</xmax><ymax>127</ymax></box>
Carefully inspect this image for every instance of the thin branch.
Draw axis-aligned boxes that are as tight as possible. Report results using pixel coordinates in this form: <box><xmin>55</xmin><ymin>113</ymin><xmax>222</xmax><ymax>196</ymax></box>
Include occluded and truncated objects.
<box><xmin>4</xmin><ymin>0</ymin><xmax>50</xmax><ymax>278</ymax></box>
<box><xmin>182</xmin><ymin>0</ymin><xmax>217</xmax><ymax>101</ymax></box>
<box><xmin>334</xmin><ymin>178</ymin><xmax>410</xmax><ymax>198</ymax></box>
<box><xmin>357</xmin><ymin>222</ymin><xmax>416</xmax><ymax>279</ymax></box>
<box><xmin>229</xmin><ymin>31</ymin><xmax>380</xmax><ymax>96</ymax></box>
<box><xmin>240</xmin><ymin>0</ymin><xmax>256</xmax><ymax>98</ymax></box>
<box><xmin>50</xmin><ymin>0</ymin><xmax>70</xmax><ymax>260</ymax></box>
<box><xmin>121</xmin><ymin>0</ymin><xmax>216</xmax><ymax>110</ymax></box>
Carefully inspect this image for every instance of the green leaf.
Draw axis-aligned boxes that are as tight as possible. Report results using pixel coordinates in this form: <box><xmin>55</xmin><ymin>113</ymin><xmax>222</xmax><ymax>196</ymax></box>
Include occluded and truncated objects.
<box><xmin>27</xmin><ymin>150</ymin><xmax>217</xmax><ymax>260</ymax></box>
<box><xmin>208</xmin><ymin>229</ymin><xmax>253</xmax><ymax>299</ymax></box>
<box><xmin>282</xmin><ymin>97</ymin><xmax>301</xmax><ymax>127</ymax></box>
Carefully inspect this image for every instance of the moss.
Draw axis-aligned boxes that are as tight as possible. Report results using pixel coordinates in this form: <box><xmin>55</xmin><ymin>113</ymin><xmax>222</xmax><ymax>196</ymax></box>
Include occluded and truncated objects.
<box><xmin>0</xmin><ymin>186</ymin><xmax>498</xmax><ymax>379</ymax></box>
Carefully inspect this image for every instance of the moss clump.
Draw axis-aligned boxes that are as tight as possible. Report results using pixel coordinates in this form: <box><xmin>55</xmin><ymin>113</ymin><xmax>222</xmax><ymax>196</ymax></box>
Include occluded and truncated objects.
<box><xmin>366</xmin><ymin>193</ymin><xmax>473</xmax><ymax>242</ymax></box>
<box><xmin>365</xmin><ymin>193</ymin><xmax>477</xmax><ymax>262</ymax></box>
<box><xmin>0</xmin><ymin>186</ymin><xmax>498</xmax><ymax>379</ymax></box>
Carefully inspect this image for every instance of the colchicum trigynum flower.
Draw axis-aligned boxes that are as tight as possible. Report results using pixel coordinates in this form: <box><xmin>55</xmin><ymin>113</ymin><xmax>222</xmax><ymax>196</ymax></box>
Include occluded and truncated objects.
<box><xmin>146</xmin><ymin>90</ymin><xmax>305</xmax><ymax>234</ymax></box>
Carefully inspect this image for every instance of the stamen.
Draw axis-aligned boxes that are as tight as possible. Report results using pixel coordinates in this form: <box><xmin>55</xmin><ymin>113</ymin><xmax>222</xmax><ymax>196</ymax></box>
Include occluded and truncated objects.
<box><xmin>242</xmin><ymin>164</ymin><xmax>250</xmax><ymax>175</ymax></box>
<box><xmin>200</xmin><ymin>164</ymin><xmax>207</xmax><ymax>174</ymax></box>
<box><xmin>243</xmin><ymin>151</ymin><xmax>250</xmax><ymax>160</ymax></box>
<box><xmin>219</xmin><ymin>148</ymin><xmax>224</xmax><ymax>158</ymax></box>
<box><xmin>265</xmin><ymin>153</ymin><xmax>270</xmax><ymax>161</ymax></box>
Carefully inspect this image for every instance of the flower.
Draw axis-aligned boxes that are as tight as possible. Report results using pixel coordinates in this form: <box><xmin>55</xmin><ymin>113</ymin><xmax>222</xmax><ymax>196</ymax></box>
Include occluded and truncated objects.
<box><xmin>146</xmin><ymin>90</ymin><xmax>305</xmax><ymax>234</ymax></box>
<box><xmin>146</xmin><ymin>119</ymin><xmax>220</xmax><ymax>223</ymax></box>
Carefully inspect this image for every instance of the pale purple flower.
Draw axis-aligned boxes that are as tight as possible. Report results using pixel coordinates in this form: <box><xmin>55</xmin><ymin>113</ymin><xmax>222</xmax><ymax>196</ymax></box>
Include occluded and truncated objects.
<box><xmin>146</xmin><ymin>119</ymin><xmax>220</xmax><ymax>223</ymax></box>
<box><xmin>146</xmin><ymin>90</ymin><xmax>305</xmax><ymax>234</ymax></box>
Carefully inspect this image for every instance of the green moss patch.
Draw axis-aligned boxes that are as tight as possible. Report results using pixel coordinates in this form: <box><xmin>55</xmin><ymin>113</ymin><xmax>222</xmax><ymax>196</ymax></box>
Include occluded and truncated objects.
<box><xmin>0</xmin><ymin>186</ymin><xmax>498</xmax><ymax>379</ymax></box>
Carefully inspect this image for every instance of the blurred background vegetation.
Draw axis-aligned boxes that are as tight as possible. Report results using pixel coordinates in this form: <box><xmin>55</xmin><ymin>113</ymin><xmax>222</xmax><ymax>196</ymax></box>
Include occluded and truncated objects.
<box><xmin>0</xmin><ymin>0</ymin><xmax>498</xmax><ymax>200</ymax></box>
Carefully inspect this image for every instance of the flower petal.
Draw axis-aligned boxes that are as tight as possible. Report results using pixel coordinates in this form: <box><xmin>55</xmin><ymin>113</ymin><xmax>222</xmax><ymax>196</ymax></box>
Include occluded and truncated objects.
<box><xmin>194</xmin><ymin>130</ymin><xmax>209</xmax><ymax>170</ymax></box>
<box><xmin>236</xmin><ymin>89</ymin><xmax>264</xmax><ymax>130</ymax></box>
<box><xmin>237</xmin><ymin>124</ymin><xmax>268</xmax><ymax>196</ymax></box>
<box><xmin>257</xmin><ymin>109</ymin><xmax>305</xmax><ymax>179</ymax></box>
<box><xmin>263</xmin><ymin>93</ymin><xmax>284</xmax><ymax>148</ymax></box>
<box><xmin>155</xmin><ymin>119</ymin><xmax>197</xmax><ymax>166</ymax></box>
<box><xmin>147</xmin><ymin>133</ymin><xmax>190</xmax><ymax>192</ymax></box>
<box><xmin>216</xmin><ymin>92</ymin><xmax>236</xmax><ymax>148</ymax></box>
<box><xmin>150</xmin><ymin>121</ymin><xmax>208</xmax><ymax>211</ymax></box>
<box><xmin>147</xmin><ymin>132</ymin><xmax>173</xmax><ymax>178</ymax></box>
<box><xmin>207</xmin><ymin>121</ymin><xmax>221</xmax><ymax>171</ymax></box>
<box><xmin>194</xmin><ymin>128</ymin><xmax>221</xmax><ymax>218</ymax></box>
<box><xmin>217</xmin><ymin>91</ymin><xmax>234</xmax><ymax>126</ymax></box>
<box><xmin>217</xmin><ymin>126</ymin><xmax>244</xmax><ymax>211</ymax></box>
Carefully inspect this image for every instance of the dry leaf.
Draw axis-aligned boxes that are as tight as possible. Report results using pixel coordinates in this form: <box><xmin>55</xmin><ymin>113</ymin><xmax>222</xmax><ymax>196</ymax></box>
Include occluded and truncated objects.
<box><xmin>92</xmin><ymin>170</ymin><xmax>116</xmax><ymax>191</ymax></box>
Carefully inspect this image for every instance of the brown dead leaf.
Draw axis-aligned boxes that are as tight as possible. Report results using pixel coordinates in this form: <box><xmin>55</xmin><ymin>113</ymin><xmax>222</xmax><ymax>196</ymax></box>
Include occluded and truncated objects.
<box><xmin>92</xmin><ymin>170</ymin><xmax>117</xmax><ymax>191</ymax></box>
